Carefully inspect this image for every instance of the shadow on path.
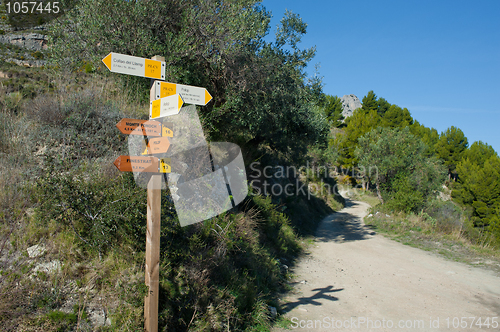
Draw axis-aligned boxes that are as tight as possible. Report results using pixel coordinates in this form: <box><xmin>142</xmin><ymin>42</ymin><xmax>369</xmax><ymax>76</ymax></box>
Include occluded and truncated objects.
<box><xmin>281</xmin><ymin>286</ymin><xmax>343</xmax><ymax>314</ymax></box>
<box><xmin>315</xmin><ymin>198</ymin><xmax>376</xmax><ymax>243</ymax></box>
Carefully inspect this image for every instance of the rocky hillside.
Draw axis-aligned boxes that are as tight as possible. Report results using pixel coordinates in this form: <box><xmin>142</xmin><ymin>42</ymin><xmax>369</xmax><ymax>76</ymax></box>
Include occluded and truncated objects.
<box><xmin>0</xmin><ymin>4</ymin><xmax>48</xmax><ymax>67</ymax></box>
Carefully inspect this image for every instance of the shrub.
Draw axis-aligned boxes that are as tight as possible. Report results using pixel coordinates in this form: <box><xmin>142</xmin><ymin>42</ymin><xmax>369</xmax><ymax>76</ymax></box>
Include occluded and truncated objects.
<box><xmin>32</xmin><ymin>166</ymin><xmax>148</xmax><ymax>258</ymax></box>
<box><xmin>425</xmin><ymin>200</ymin><xmax>464</xmax><ymax>233</ymax></box>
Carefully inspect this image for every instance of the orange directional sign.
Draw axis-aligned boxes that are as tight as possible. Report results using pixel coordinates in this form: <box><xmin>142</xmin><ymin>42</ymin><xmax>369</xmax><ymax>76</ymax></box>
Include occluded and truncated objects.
<box><xmin>116</xmin><ymin>118</ymin><xmax>162</xmax><ymax>136</ymax></box>
<box><xmin>145</xmin><ymin>137</ymin><xmax>171</xmax><ymax>155</ymax></box>
<box><xmin>102</xmin><ymin>52</ymin><xmax>165</xmax><ymax>80</ymax></box>
<box><xmin>155</xmin><ymin>81</ymin><xmax>212</xmax><ymax>106</ymax></box>
<box><xmin>113</xmin><ymin>156</ymin><xmax>159</xmax><ymax>173</ymax></box>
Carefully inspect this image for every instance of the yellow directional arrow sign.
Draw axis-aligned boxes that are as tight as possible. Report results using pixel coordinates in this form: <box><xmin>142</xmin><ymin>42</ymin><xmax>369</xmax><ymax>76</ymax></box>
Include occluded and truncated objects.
<box><xmin>150</xmin><ymin>94</ymin><xmax>184</xmax><ymax>119</ymax></box>
<box><xmin>102</xmin><ymin>52</ymin><xmax>165</xmax><ymax>80</ymax></box>
<box><xmin>155</xmin><ymin>81</ymin><xmax>212</xmax><ymax>106</ymax></box>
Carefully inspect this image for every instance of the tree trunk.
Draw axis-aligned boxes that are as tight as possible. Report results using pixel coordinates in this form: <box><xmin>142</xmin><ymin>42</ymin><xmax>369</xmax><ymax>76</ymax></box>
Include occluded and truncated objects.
<box><xmin>376</xmin><ymin>182</ymin><xmax>384</xmax><ymax>204</ymax></box>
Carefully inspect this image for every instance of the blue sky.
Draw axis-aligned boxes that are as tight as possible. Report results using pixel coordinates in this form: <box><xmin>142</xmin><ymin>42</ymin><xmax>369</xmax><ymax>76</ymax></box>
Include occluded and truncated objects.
<box><xmin>261</xmin><ymin>0</ymin><xmax>500</xmax><ymax>153</ymax></box>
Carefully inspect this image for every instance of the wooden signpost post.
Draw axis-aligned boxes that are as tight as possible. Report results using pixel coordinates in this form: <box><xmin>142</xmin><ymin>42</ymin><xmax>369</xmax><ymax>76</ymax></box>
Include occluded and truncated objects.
<box><xmin>105</xmin><ymin>52</ymin><xmax>212</xmax><ymax>332</ymax></box>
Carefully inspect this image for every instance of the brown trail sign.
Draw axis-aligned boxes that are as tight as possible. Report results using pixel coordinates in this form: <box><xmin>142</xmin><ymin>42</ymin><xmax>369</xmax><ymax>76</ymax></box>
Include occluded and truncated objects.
<box><xmin>145</xmin><ymin>137</ymin><xmax>171</xmax><ymax>155</ymax></box>
<box><xmin>113</xmin><ymin>155</ymin><xmax>171</xmax><ymax>174</ymax></box>
<box><xmin>115</xmin><ymin>118</ymin><xmax>162</xmax><ymax>136</ymax></box>
<box><xmin>113</xmin><ymin>155</ymin><xmax>159</xmax><ymax>173</ymax></box>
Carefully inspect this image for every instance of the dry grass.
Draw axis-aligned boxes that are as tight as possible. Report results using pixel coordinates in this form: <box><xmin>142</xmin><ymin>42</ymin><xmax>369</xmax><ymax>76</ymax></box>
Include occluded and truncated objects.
<box><xmin>365</xmin><ymin>205</ymin><xmax>500</xmax><ymax>273</ymax></box>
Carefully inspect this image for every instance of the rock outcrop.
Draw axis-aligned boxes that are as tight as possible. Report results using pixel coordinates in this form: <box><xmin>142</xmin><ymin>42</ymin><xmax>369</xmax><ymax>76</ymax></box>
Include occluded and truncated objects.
<box><xmin>0</xmin><ymin>33</ymin><xmax>47</xmax><ymax>51</ymax></box>
<box><xmin>341</xmin><ymin>94</ymin><xmax>362</xmax><ymax>118</ymax></box>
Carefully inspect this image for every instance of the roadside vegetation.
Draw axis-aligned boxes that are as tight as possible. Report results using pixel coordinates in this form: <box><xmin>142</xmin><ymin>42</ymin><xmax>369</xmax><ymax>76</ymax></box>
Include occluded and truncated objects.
<box><xmin>330</xmin><ymin>90</ymin><xmax>500</xmax><ymax>272</ymax></box>
<box><xmin>0</xmin><ymin>0</ymin><xmax>498</xmax><ymax>331</ymax></box>
<box><xmin>0</xmin><ymin>1</ymin><xmax>344</xmax><ymax>330</ymax></box>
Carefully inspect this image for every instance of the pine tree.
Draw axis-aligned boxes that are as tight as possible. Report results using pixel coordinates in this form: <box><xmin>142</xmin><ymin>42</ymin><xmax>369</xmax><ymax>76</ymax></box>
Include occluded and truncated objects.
<box><xmin>335</xmin><ymin>109</ymin><xmax>383</xmax><ymax>167</ymax></box>
<box><xmin>382</xmin><ymin>104</ymin><xmax>413</xmax><ymax>128</ymax></box>
<box><xmin>463</xmin><ymin>141</ymin><xmax>497</xmax><ymax>166</ymax></box>
<box><xmin>453</xmin><ymin>155</ymin><xmax>500</xmax><ymax>243</ymax></box>
<box><xmin>361</xmin><ymin>90</ymin><xmax>378</xmax><ymax>112</ymax></box>
<box><xmin>435</xmin><ymin>126</ymin><xmax>468</xmax><ymax>180</ymax></box>
<box><xmin>410</xmin><ymin>121</ymin><xmax>440</xmax><ymax>156</ymax></box>
<box><xmin>322</xmin><ymin>95</ymin><xmax>344</xmax><ymax>127</ymax></box>
<box><xmin>377</xmin><ymin>97</ymin><xmax>391</xmax><ymax>116</ymax></box>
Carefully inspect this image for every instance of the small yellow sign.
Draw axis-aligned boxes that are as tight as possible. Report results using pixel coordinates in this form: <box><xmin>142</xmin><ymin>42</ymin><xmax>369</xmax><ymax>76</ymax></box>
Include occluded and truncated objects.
<box><xmin>144</xmin><ymin>59</ymin><xmax>163</xmax><ymax>80</ymax></box>
<box><xmin>162</xmin><ymin>126</ymin><xmax>173</xmax><ymax>137</ymax></box>
<box><xmin>160</xmin><ymin>158</ymin><xmax>171</xmax><ymax>173</ymax></box>
<box><xmin>159</xmin><ymin>82</ymin><xmax>176</xmax><ymax>98</ymax></box>
<box><xmin>151</xmin><ymin>99</ymin><xmax>161</xmax><ymax>119</ymax></box>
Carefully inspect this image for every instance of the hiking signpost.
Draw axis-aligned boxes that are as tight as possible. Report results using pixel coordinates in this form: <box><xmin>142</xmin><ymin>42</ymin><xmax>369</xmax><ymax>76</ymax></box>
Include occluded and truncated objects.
<box><xmin>104</xmin><ymin>53</ymin><xmax>212</xmax><ymax>332</ymax></box>
<box><xmin>115</xmin><ymin>118</ymin><xmax>162</xmax><ymax>136</ymax></box>
<box><xmin>150</xmin><ymin>94</ymin><xmax>184</xmax><ymax>119</ymax></box>
<box><xmin>102</xmin><ymin>52</ymin><xmax>166</xmax><ymax>80</ymax></box>
<box><xmin>155</xmin><ymin>81</ymin><xmax>212</xmax><ymax>106</ymax></box>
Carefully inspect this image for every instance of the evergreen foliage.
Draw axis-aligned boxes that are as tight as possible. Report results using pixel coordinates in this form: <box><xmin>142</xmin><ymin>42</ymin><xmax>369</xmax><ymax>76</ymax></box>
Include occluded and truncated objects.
<box><xmin>435</xmin><ymin>126</ymin><xmax>469</xmax><ymax>179</ymax></box>
<box><xmin>453</xmin><ymin>153</ymin><xmax>500</xmax><ymax>244</ymax></box>
<box><xmin>383</xmin><ymin>104</ymin><xmax>412</xmax><ymax>128</ymax></box>
<box><xmin>361</xmin><ymin>90</ymin><xmax>378</xmax><ymax>112</ymax></box>
<box><xmin>410</xmin><ymin>120</ymin><xmax>440</xmax><ymax>156</ymax></box>
<box><xmin>321</xmin><ymin>94</ymin><xmax>344</xmax><ymax>127</ymax></box>
<box><xmin>376</xmin><ymin>97</ymin><xmax>391</xmax><ymax>116</ymax></box>
<box><xmin>336</xmin><ymin>108</ymin><xmax>382</xmax><ymax>167</ymax></box>
<box><xmin>330</xmin><ymin>89</ymin><xmax>500</xmax><ymax>245</ymax></box>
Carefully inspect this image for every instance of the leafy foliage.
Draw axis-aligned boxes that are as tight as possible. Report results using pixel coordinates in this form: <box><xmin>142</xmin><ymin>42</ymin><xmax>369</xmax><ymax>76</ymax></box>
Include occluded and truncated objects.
<box><xmin>410</xmin><ymin>120</ymin><xmax>440</xmax><ymax>156</ymax></box>
<box><xmin>355</xmin><ymin>127</ymin><xmax>446</xmax><ymax>212</ymax></box>
<box><xmin>383</xmin><ymin>104</ymin><xmax>412</xmax><ymax>128</ymax></box>
<box><xmin>49</xmin><ymin>0</ymin><xmax>328</xmax><ymax>158</ymax></box>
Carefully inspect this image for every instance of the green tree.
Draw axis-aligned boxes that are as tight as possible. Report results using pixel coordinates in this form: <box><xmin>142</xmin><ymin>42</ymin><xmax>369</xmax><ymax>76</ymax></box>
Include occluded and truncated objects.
<box><xmin>382</xmin><ymin>104</ymin><xmax>413</xmax><ymax>128</ymax></box>
<box><xmin>410</xmin><ymin>121</ymin><xmax>440</xmax><ymax>156</ymax></box>
<box><xmin>336</xmin><ymin>109</ymin><xmax>383</xmax><ymax>167</ymax></box>
<box><xmin>453</xmin><ymin>155</ymin><xmax>500</xmax><ymax>244</ymax></box>
<box><xmin>462</xmin><ymin>141</ymin><xmax>497</xmax><ymax>166</ymax></box>
<box><xmin>50</xmin><ymin>0</ymin><xmax>327</xmax><ymax>158</ymax></box>
<box><xmin>361</xmin><ymin>90</ymin><xmax>378</xmax><ymax>113</ymax></box>
<box><xmin>321</xmin><ymin>95</ymin><xmax>344</xmax><ymax>127</ymax></box>
<box><xmin>435</xmin><ymin>126</ymin><xmax>469</xmax><ymax>179</ymax></box>
<box><xmin>377</xmin><ymin>97</ymin><xmax>391</xmax><ymax>116</ymax></box>
<box><xmin>355</xmin><ymin>127</ymin><xmax>445</xmax><ymax>211</ymax></box>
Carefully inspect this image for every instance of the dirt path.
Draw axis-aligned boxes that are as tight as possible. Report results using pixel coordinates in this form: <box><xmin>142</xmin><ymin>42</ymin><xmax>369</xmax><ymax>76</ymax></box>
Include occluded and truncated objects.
<box><xmin>273</xmin><ymin>198</ymin><xmax>500</xmax><ymax>331</ymax></box>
